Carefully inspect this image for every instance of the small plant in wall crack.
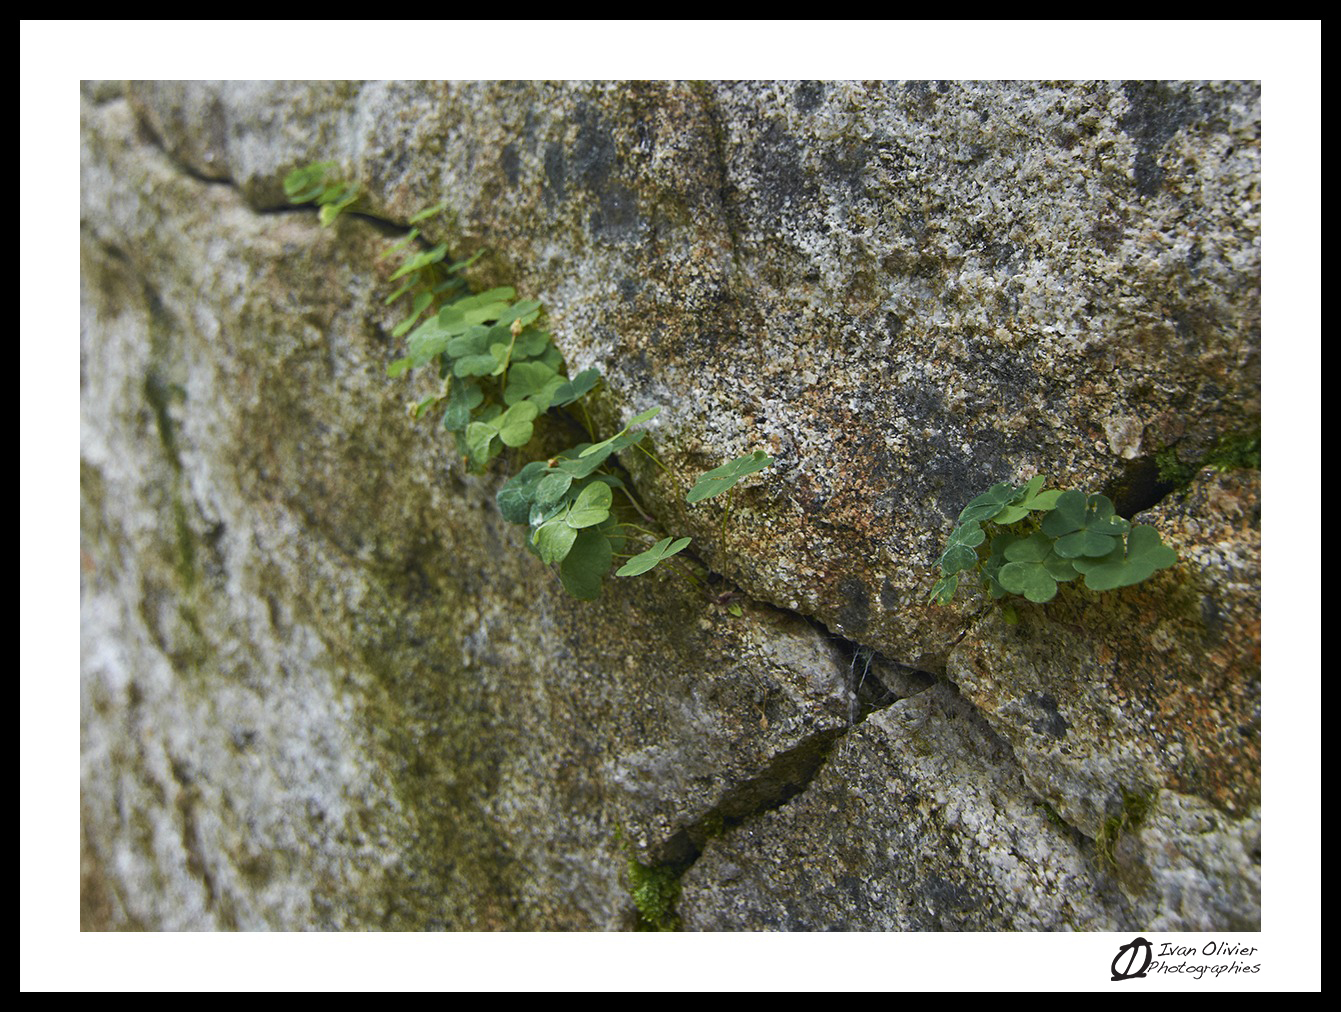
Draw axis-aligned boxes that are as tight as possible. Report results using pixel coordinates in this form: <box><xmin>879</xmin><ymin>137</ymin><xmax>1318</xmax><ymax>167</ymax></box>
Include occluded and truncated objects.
<box><xmin>686</xmin><ymin>449</ymin><xmax>774</xmax><ymax>552</ymax></box>
<box><xmin>286</xmin><ymin>161</ymin><xmax>774</xmax><ymax>603</ymax></box>
<box><xmin>616</xmin><ymin>536</ymin><xmax>693</xmax><ymax>577</ymax></box>
<box><xmin>283</xmin><ymin>161</ymin><xmax>363</xmax><ymax>227</ymax></box>
<box><xmin>930</xmin><ymin>476</ymin><xmax>1178</xmax><ymax>607</ymax></box>
<box><xmin>612</xmin><ymin>445</ymin><xmax>774</xmax><ymax>599</ymax></box>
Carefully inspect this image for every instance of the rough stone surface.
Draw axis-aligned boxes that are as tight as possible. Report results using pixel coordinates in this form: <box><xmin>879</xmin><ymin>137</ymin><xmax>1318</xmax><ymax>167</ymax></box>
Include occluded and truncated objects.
<box><xmin>947</xmin><ymin>470</ymin><xmax>1261</xmax><ymax>838</ymax></box>
<box><xmin>122</xmin><ymin>79</ymin><xmax>1261</xmax><ymax>669</ymax></box>
<box><xmin>81</xmin><ymin>90</ymin><xmax>857</xmax><ymax>929</ymax></box>
<box><xmin>679</xmin><ymin>682</ymin><xmax>1133</xmax><ymax>931</ymax></box>
<box><xmin>82</xmin><ymin>80</ymin><xmax>1261</xmax><ymax>930</ymax></box>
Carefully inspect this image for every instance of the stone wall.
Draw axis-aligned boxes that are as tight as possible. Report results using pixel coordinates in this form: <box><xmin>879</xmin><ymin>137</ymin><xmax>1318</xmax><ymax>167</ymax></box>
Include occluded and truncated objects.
<box><xmin>80</xmin><ymin>80</ymin><xmax>1260</xmax><ymax>930</ymax></box>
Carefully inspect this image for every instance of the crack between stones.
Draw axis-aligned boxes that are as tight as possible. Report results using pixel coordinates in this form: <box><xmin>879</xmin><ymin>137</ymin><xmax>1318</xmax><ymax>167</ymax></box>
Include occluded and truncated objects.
<box><xmin>637</xmin><ymin>623</ymin><xmax>939</xmax><ymax>931</ymax></box>
<box><xmin>126</xmin><ymin>100</ymin><xmax>419</xmax><ymax>237</ymax></box>
<box><xmin>937</xmin><ymin>608</ymin><xmax>1152</xmax><ymax>885</ymax></box>
<box><xmin>175</xmin><ymin>161</ymin><xmax>236</xmax><ymax>190</ymax></box>
<box><xmin>132</xmin><ymin>117</ymin><xmax>953</xmax><ymax>928</ymax></box>
<box><xmin>125</xmin><ymin>102</ymin><xmax>237</xmax><ymax>191</ymax></box>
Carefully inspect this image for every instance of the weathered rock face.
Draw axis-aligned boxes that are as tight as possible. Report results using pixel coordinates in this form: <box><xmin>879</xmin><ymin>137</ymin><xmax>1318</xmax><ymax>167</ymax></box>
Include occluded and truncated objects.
<box><xmin>81</xmin><ymin>80</ymin><xmax>1260</xmax><ymax>930</ymax></box>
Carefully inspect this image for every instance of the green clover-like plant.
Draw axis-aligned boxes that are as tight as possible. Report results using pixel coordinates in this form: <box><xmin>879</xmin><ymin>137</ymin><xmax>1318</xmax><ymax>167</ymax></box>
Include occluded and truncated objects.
<box><xmin>687</xmin><ymin>450</ymin><xmax>775</xmax><ymax>503</ymax></box>
<box><xmin>552</xmin><ymin>368</ymin><xmax>601</xmax><ymax>407</ymax></box>
<box><xmin>616</xmin><ymin>537</ymin><xmax>693</xmax><ymax>577</ymax></box>
<box><xmin>955</xmin><ymin>481</ymin><xmax>1025</xmax><ymax>525</ymax></box>
<box><xmin>465</xmin><ymin>400</ymin><xmax>539</xmax><ymax>461</ymax></box>
<box><xmin>996</xmin><ymin>531</ymin><xmax>1082</xmax><ymax>603</ymax></box>
<box><xmin>935</xmin><ymin>520</ymin><xmax>986</xmax><ymax>578</ymax></box>
<box><xmin>579</xmin><ymin>407</ymin><xmax>661</xmax><ymax>460</ymax></box>
<box><xmin>283</xmin><ymin>161</ymin><xmax>363</xmax><ymax>226</ymax></box>
<box><xmin>687</xmin><ymin>449</ymin><xmax>775</xmax><ymax>554</ymax></box>
<box><xmin>1041</xmin><ymin>491</ymin><xmax>1131</xmax><ymax>559</ymax></box>
<box><xmin>564</xmin><ymin>481</ymin><xmax>614</xmax><ymax>528</ymax></box>
<box><xmin>287</xmin><ymin>162</ymin><xmax>791</xmax><ymax>603</ymax></box>
<box><xmin>930</xmin><ymin>477</ymin><xmax>1177</xmax><ymax>607</ymax></box>
<box><xmin>1071</xmin><ymin>524</ymin><xmax>1178</xmax><ymax>591</ymax></box>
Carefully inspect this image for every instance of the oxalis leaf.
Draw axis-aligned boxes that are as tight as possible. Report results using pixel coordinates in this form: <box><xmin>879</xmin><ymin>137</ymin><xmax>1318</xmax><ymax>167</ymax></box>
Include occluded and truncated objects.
<box><xmin>389</xmin><ymin>243</ymin><xmax>448</xmax><ymax>282</ymax></box>
<box><xmin>445</xmin><ymin>325</ymin><xmax>494</xmax><ymax>360</ymax></box>
<box><xmin>559</xmin><ymin>529</ymin><xmax>613</xmax><ymax>600</ymax></box>
<box><xmin>552</xmin><ymin>368</ymin><xmax>601</xmax><ymax>407</ymax></box>
<box><xmin>564</xmin><ymin>482</ymin><xmax>612</xmax><ymax>529</ymax></box>
<box><xmin>930</xmin><ymin>478</ymin><xmax>1178</xmax><ymax>607</ymax></box>
<box><xmin>996</xmin><ymin>532</ymin><xmax>1081</xmax><ymax>603</ymax></box>
<box><xmin>1071</xmin><ymin>525</ymin><xmax>1177</xmax><ymax>592</ymax></box>
<box><xmin>938</xmin><ymin>520</ymin><xmax>985</xmax><ymax>576</ymax></box>
<box><xmin>533</xmin><ymin>515</ymin><xmax>578</xmax><ymax>565</ymax></box>
<box><xmin>997</xmin><ymin>561</ymin><xmax>1061</xmax><ymax>603</ymax></box>
<box><xmin>928</xmin><ymin>573</ymin><xmax>959</xmax><ymax>605</ymax></box>
<box><xmin>1042</xmin><ymin>492</ymin><xmax>1131</xmax><ymax>559</ymax></box>
<box><xmin>442</xmin><ymin>380</ymin><xmax>483</xmax><ymax>432</ymax></box>
<box><xmin>534</xmin><ymin>471</ymin><xmax>575</xmax><ymax>510</ymax></box>
<box><xmin>956</xmin><ymin>482</ymin><xmax>1021</xmax><ymax>525</ymax></box>
<box><xmin>505</xmin><ymin>361</ymin><xmax>564</xmax><ymax>411</ymax></box>
<box><xmin>465</xmin><ymin>401</ymin><xmax>538</xmax><ymax>466</ymax></box>
<box><xmin>511</xmin><ymin>328</ymin><xmax>552</xmax><ymax>360</ymax></box>
<box><xmin>497</xmin><ymin>461</ymin><xmax>549</xmax><ymax>525</ymax></box>
<box><xmin>408</xmin><ymin>202</ymin><xmax>449</xmax><ymax>224</ymax></box>
<box><xmin>495</xmin><ymin>299</ymin><xmax>542</xmax><ymax>329</ymax></box>
<box><xmin>686</xmin><ymin>450</ymin><xmax>774</xmax><ymax>504</ymax></box>
<box><xmin>395</xmin><ymin>313</ymin><xmax>456</xmax><ymax>374</ymax></box>
<box><xmin>464</xmin><ymin>420</ymin><xmax>499</xmax><ymax>467</ymax></box>
<box><xmin>992</xmin><ymin>476</ymin><xmax>1063</xmax><ymax>524</ymax></box>
<box><xmin>283</xmin><ymin>161</ymin><xmax>336</xmax><ymax>200</ymax></box>
<box><xmin>389</xmin><ymin>291</ymin><xmax>435</xmax><ymax>341</ymax></box>
<box><xmin>580</xmin><ymin>407</ymin><xmax>661</xmax><ymax>459</ymax></box>
<box><xmin>554</xmin><ymin>445</ymin><xmax>611</xmax><ymax>479</ymax></box>
<box><xmin>616</xmin><ymin>536</ymin><xmax>692</xmax><ymax>577</ymax></box>
<box><xmin>437</xmin><ymin>287</ymin><xmax>515</xmax><ymax>330</ymax></box>
<box><xmin>496</xmin><ymin>401</ymin><xmax>539</xmax><ymax>447</ymax></box>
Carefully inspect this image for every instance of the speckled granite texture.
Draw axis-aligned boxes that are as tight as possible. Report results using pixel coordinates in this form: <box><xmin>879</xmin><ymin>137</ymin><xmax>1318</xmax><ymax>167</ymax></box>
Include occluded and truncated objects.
<box><xmin>81</xmin><ymin>80</ymin><xmax>1259</xmax><ymax>929</ymax></box>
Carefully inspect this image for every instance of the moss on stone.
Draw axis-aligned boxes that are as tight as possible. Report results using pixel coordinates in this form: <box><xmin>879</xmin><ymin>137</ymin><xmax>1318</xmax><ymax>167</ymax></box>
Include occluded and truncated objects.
<box><xmin>626</xmin><ymin>854</ymin><xmax>684</xmax><ymax>931</ymax></box>
<box><xmin>1157</xmin><ymin>427</ymin><xmax>1260</xmax><ymax>488</ymax></box>
<box><xmin>1095</xmin><ymin>789</ymin><xmax>1156</xmax><ymax>871</ymax></box>
<box><xmin>1037</xmin><ymin>800</ymin><xmax>1069</xmax><ymax>832</ymax></box>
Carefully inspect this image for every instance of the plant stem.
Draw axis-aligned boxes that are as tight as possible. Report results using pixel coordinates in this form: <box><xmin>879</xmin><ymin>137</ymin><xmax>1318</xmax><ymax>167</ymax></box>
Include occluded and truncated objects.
<box><xmin>615</xmin><ymin>522</ymin><xmax>660</xmax><ymax>540</ymax></box>
<box><xmin>669</xmin><ymin>560</ymin><xmax>704</xmax><ymax>588</ymax></box>
<box><xmin>634</xmin><ymin>441</ymin><xmax>670</xmax><ymax>473</ymax></box>
<box><xmin>618</xmin><ymin>485</ymin><xmax>656</xmax><ymax>525</ymax></box>
<box><xmin>720</xmin><ymin>487</ymin><xmax>734</xmax><ymax>552</ymax></box>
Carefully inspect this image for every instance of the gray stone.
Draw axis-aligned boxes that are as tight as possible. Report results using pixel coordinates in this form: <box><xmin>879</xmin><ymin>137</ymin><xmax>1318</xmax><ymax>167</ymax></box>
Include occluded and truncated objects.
<box><xmin>679</xmin><ymin>682</ymin><xmax>1133</xmax><ymax>931</ymax></box>
<box><xmin>947</xmin><ymin>470</ymin><xmax>1260</xmax><ymax>838</ymax></box>
<box><xmin>82</xmin><ymin>80</ymin><xmax>1260</xmax><ymax>930</ymax></box>
<box><xmin>123</xmin><ymin>80</ymin><xmax>1261</xmax><ymax>670</ymax></box>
